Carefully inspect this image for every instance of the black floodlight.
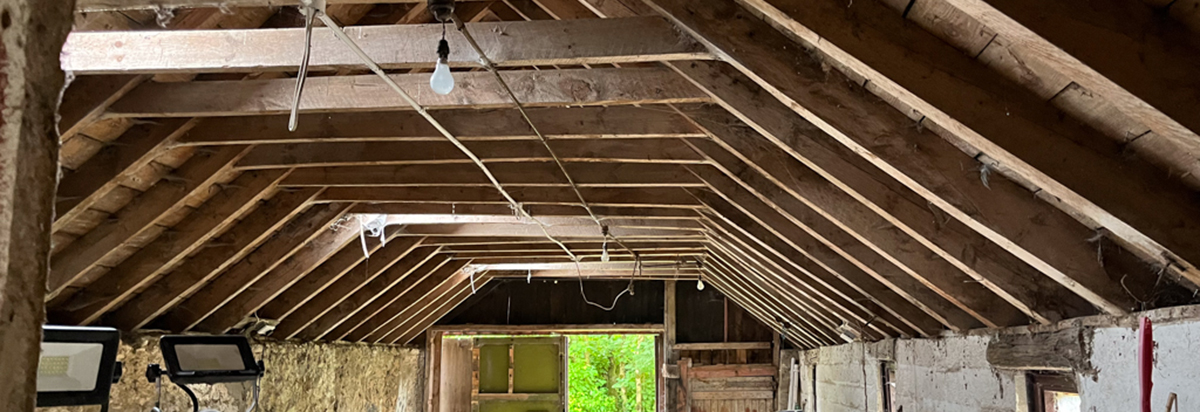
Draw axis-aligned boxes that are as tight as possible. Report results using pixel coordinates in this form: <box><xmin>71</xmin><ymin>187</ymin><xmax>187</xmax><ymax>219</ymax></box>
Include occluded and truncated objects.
<box><xmin>158</xmin><ymin>335</ymin><xmax>262</xmax><ymax>385</ymax></box>
<box><xmin>36</xmin><ymin>325</ymin><xmax>123</xmax><ymax>410</ymax></box>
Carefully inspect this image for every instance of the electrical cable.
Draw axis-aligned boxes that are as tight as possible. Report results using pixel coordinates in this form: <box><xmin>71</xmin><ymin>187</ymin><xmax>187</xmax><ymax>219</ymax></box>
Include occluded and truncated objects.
<box><xmin>307</xmin><ymin>10</ymin><xmax>645</xmax><ymax>311</ymax></box>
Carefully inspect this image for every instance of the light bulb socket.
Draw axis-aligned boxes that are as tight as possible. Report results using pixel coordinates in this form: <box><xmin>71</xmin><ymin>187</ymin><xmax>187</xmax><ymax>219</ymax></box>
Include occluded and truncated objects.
<box><xmin>428</xmin><ymin>0</ymin><xmax>456</xmax><ymax>23</ymax></box>
<box><xmin>437</xmin><ymin>38</ymin><xmax>450</xmax><ymax>61</ymax></box>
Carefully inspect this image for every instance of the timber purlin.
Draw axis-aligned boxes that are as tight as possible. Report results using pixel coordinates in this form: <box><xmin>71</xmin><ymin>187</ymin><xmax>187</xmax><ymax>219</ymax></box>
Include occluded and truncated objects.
<box><xmin>37</xmin><ymin>0</ymin><xmax>1200</xmax><ymax>351</ymax></box>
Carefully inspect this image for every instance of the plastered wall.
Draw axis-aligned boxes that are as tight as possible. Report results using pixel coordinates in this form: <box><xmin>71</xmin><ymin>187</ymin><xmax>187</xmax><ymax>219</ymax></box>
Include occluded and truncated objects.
<box><xmin>779</xmin><ymin>305</ymin><xmax>1200</xmax><ymax>412</ymax></box>
<box><xmin>39</xmin><ymin>333</ymin><xmax>425</xmax><ymax>412</ymax></box>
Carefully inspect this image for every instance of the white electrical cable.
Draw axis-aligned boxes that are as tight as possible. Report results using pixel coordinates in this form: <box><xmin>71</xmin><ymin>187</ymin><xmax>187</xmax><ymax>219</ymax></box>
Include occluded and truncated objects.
<box><xmin>313</xmin><ymin>12</ymin><xmax>581</xmax><ymax>262</ymax></box>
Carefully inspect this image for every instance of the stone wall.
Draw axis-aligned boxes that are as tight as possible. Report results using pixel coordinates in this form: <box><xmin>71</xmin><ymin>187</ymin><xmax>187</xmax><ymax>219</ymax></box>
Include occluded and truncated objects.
<box><xmin>40</xmin><ymin>333</ymin><xmax>425</xmax><ymax>412</ymax></box>
<box><xmin>778</xmin><ymin>304</ymin><xmax>1200</xmax><ymax>412</ymax></box>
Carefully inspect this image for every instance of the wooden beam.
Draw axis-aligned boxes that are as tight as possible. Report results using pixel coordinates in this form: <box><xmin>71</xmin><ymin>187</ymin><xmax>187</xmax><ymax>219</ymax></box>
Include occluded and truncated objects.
<box><xmin>318</xmin><ymin>187</ymin><xmax>701</xmax><ymax>208</ymax></box>
<box><xmin>109</xmin><ymin>68</ymin><xmax>709</xmax><ymax>118</ymax></box>
<box><xmin>942</xmin><ymin>0</ymin><xmax>1200</xmax><ymax>174</ymax></box>
<box><xmin>255</xmin><ymin>233</ymin><xmax>422</xmax><ymax>321</ymax></box>
<box><xmin>48</xmin><ymin>169</ymin><xmax>288</xmax><ymax>325</ymax></box>
<box><xmin>365</xmin><ymin>265</ymin><xmax>479</xmax><ymax>343</ymax></box>
<box><xmin>62</xmin><ymin>17</ymin><xmax>709</xmax><ymax>74</ymax></box>
<box><xmin>154</xmin><ymin>203</ymin><xmax>355</xmax><ymax>332</ymax></box>
<box><xmin>0</xmin><ymin>1</ymin><xmax>73</xmax><ymax>409</ymax></box>
<box><xmin>444</xmin><ymin>242</ymin><xmax>707</xmax><ymax>253</ymax></box>
<box><xmin>191</xmin><ymin>214</ymin><xmax>366</xmax><ymax>333</ymax></box>
<box><xmin>279</xmin><ymin>163</ymin><xmax>704</xmax><ymax>188</ymax></box>
<box><xmin>697</xmin><ymin>194</ymin><xmax>949</xmax><ymax>335</ymax></box>
<box><xmin>487</xmin><ymin>270</ymin><xmax>701</xmax><ymax>280</ymax></box>
<box><xmin>319</xmin><ymin>255</ymin><xmax>460</xmax><ymax>341</ymax></box>
<box><xmin>704</xmin><ymin>254</ymin><xmax>835</xmax><ymax>347</ymax></box>
<box><xmin>656</xmin><ymin>0</ymin><xmax>1200</xmax><ymax>286</ymax></box>
<box><xmin>176</xmin><ymin>106</ymin><xmax>704</xmax><ymax>146</ymax></box>
<box><xmin>234</xmin><ymin>138</ymin><xmax>705</xmax><ymax>169</ymax></box>
<box><xmin>353</xmin><ymin>203</ymin><xmax>700</xmax><ymax>219</ymax></box>
<box><xmin>104</xmin><ymin>188</ymin><xmax>323</xmax><ymax>330</ymax></box>
<box><xmin>393</xmin><ymin>223</ymin><xmax>700</xmax><ymax>238</ymax></box>
<box><xmin>74</xmin><ymin>0</ymin><xmax>434</xmax><ymax>11</ymax></box>
<box><xmin>683</xmin><ymin>112</ymin><xmax>1099</xmax><ymax>323</ymax></box>
<box><xmin>422</xmin><ymin>236</ymin><xmax>706</xmax><ymax>246</ymax></box>
<box><xmin>701</xmin><ymin>217</ymin><xmax>919</xmax><ymax>338</ymax></box>
<box><xmin>986</xmin><ymin>328</ymin><xmax>1088</xmax><ymax>371</ymax></box>
<box><xmin>47</xmin><ymin>145</ymin><xmax>250</xmax><ymax>298</ymax></box>
<box><xmin>706</xmin><ymin>234</ymin><xmax>890</xmax><ymax>341</ymax></box>
<box><xmin>273</xmin><ymin>245</ymin><xmax>442</xmax><ymax>339</ymax></box>
<box><xmin>699</xmin><ymin>269</ymin><xmax>819</xmax><ymax>349</ymax></box>
<box><xmin>379</xmin><ymin>216</ymin><xmax>701</xmax><ymax>231</ymax></box>
<box><xmin>674</xmin><ymin>342</ymin><xmax>771</xmax><ymax>351</ymax></box>
<box><xmin>393</xmin><ymin>274</ymin><xmax>496</xmax><ymax>344</ymax></box>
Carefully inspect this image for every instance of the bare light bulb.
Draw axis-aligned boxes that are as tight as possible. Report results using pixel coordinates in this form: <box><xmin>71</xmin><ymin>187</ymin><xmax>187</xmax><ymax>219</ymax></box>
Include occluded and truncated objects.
<box><xmin>697</xmin><ymin>280</ymin><xmax>705</xmax><ymax>291</ymax></box>
<box><xmin>431</xmin><ymin>58</ymin><xmax>454</xmax><ymax>95</ymax></box>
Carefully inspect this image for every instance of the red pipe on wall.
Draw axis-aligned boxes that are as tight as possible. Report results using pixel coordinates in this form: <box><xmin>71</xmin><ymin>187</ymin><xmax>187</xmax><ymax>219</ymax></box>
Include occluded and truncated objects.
<box><xmin>1138</xmin><ymin>317</ymin><xmax>1153</xmax><ymax>412</ymax></box>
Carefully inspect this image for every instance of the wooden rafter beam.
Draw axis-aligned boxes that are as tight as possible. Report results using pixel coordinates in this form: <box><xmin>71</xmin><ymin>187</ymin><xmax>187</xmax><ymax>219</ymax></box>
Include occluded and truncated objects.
<box><xmin>47</xmin><ymin>145</ymin><xmax>250</xmax><ymax>298</ymax></box>
<box><xmin>377</xmin><ymin>215</ymin><xmax>702</xmax><ymax>231</ymax></box>
<box><xmin>698</xmin><ymin>208</ymin><xmax>938</xmax><ymax>337</ymax></box>
<box><xmin>703</xmin><ymin>251</ymin><xmax>835</xmax><ymax>347</ymax></box>
<box><xmin>705</xmin><ymin>232</ymin><xmax>894</xmax><ymax>341</ymax></box>
<box><xmin>256</xmin><ymin>234</ymin><xmax>423</xmax><ymax>322</ymax></box>
<box><xmin>394</xmin><ymin>223</ymin><xmax>700</xmax><ymax>238</ymax></box>
<box><xmin>700</xmin><ymin>195</ymin><xmax>950</xmax><ymax>336</ymax></box>
<box><xmin>653</xmin><ymin>0</ymin><xmax>1200</xmax><ymax>286</ymax></box>
<box><xmin>322</xmin><ymin>255</ymin><xmax>460</xmax><ymax>341</ymax></box>
<box><xmin>61</xmin><ymin>17</ymin><xmax>709</xmax><ymax>74</ymax></box>
<box><xmin>353</xmin><ymin>204</ymin><xmax>702</xmax><ymax>219</ymax></box>
<box><xmin>234</xmin><ymin>138</ymin><xmax>706</xmax><ymax>169</ymax></box>
<box><xmin>107</xmin><ymin>68</ymin><xmax>709</xmax><ymax>117</ymax></box>
<box><xmin>941</xmin><ymin>0</ymin><xmax>1200</xmax><ymax>171</ymax></box>
<box><xmin>706</xmin><ymin>227</ymin><xmax>901</xmax><ymax>339</ymax></box>
<box><xmin>103</xmin><ymin>190</ymin><xmax>323</xmax><ymax>330</ymax></box>
<box><xmin>272</xmin><ymin>245</ymin><xmax>442</xmax><ymax>339</ymax></box>
<box><xmin>48</xmin><ymin>169</ymin><xmax>288</xmax><ymax>325</ymax></box>
<box><xmin>363</xmin><ymin>265</ymin><xmax>478</xmax><ymax>343</ymax></box>
<box><xmin>75</xmin><ymin>0</ymin><xmax>485</xmax><ymax>12</ymax></box>
<box><xmin>152</xmin><ymin>203</ymin><xmax>356</xmax><ymax>332</ymax></box>
<box><xmin>279</xmin><ymin>163</ymin><xmax>705</xmax><ymax>188</ymax></box>
<box><xmin>682</xmin><ymin>111</ymin><xmax>1100</xmax><ymax>323</ymax></box>
<box><xmin>390</xmin><ymin>273</ymin><xmax>497</xmax><ymax>344</ymax></box>
<box><xmin>317</xmin><ymin>187</ymin><xmax>702</xmax><ymax>209</ymax></box>
<box><xmin>177</xmin><ymin>106</ymin><xmax>705</xmax><ymax>146</ymax></box>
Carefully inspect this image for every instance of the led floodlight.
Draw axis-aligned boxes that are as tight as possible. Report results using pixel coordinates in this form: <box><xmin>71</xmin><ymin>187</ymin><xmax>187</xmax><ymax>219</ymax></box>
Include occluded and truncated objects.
<box><xmin>36</xmin><ymin>325</ymin><xmax>122</xmax><ymax>410</ymax></box>
<box><xmin>158</xmin><ymin>335</ymin><xmax>261</xmax><ymax>385</ymax></box>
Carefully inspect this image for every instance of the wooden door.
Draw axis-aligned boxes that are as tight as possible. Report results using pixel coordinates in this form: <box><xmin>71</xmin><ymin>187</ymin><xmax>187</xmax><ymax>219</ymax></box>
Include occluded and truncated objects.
<box><xmin>683</xmin><ymin>362</ymin><xmax>776</xmax><ymax>412</ymax></box>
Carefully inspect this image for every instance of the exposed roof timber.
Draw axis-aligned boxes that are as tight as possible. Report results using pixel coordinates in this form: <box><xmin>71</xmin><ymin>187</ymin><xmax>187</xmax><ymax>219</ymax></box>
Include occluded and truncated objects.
<box><xmin>317</xmin><ymin>187</ymin><xmax>702</xmax><ymax>209</ymax></box>
<box><xmin>48</xmin><ymin>169</ymin><xmax>287</xmax><ymax>325</ymax></box>
<box><xmin>692</xmin><ymin>143</ymin><xmax>1041</xmax><ymax>327</ymax></box>
<box><xmin>233</xmin><ymin>138</ymin><xmax>707</xmax><ymax>170</ymax></box>
<box><xmin>705</xmin><ymin>233</ymin><xmax>897</xmax><ymax>341</ymax></box>
<box><xmin>394</xmin><ymin>223</ymin><xmax>700</xmax><ymax>238</ymax></box>
<box><xmin>683</xmin><ymin>114</ymin><xmax>1101</xmax><ymax>323</ymax></box>
<box><xmin>374</xmin><ymin>215</ymin><xmax>703</xmax><ymax>231</ymax></box>
<box><xmin>271</xmin><ymin>245</ymin><xmax>444</xmax><ymax>340</ymax></box>
<box><xmin>48</xmin><ymin>145</ymin><xmax>250</xmax><ymax>298</ymax></box>
<box><xmin>651</xmin><ymin>0</ymin><xmax>1200</xmax><ymax>286</ymax></box>
<box><xmin>704</xmin><ymin>252</ymin><xmax>837</xmax><ymax>346</ymax></box>
<box><xmin>61</xmin><ymin>17</ymin><xmax>710</xmax><ymax>74</ymax></box>
<box><xmin>352</xmin><ymin>203</ymin><xmax>701</xmax><ymax>219</ymax></box>
<box><xmin>706</xmin><ymin>226</ymin><xmax>905</xmax><ymax>339</ymax></box>
<box><xmin>176</xmin><ymin>106</ymin><xmax>705</xmax><ymax>146</ymax></box>
<box><xmin>486</xmin><ymin>270</ymin><xmax>702</xmax><ymax>280</ymax></box>
<box><xmin>152</xmin><ymin>203</ymin><xmax>357</xmax><ymax>332</ymax></box>
<box><xmin>386</xmin><ymin>273</ymin><xmax>496</xmax><ymax>344</ymax></box>
<box><xmin>469</xmin><ymin>261</ymin><xmax>699</xmax><ymax>272</ymax></box>
<box><xmin>280</xmin><ymin>163</ymin><xmax>705</xmax><ymax>188</ymax></box>
<box><xmin>672</xmin><ymin>60</ymin><xmax>1135</xmax><ymax>317</ymax></box>
<box><xmin>255</xmin><ymin>234</ymin><xmax>424</xmax><ymax>328</ymax></box>
<box><xmin>698</xmin><ymin>209</ymin><xmax>940</xmax><ymax>337</ymax></box>
<box><xmin>366</xmin><ymin>267</ymin><xmax>481</xmax><ymax>343</ymax></box>
<box><xmin>690</xmin><ymin>177</ymin><xmax>981</xmax><ymax>332</ymax></box>
<box><xmin>939</xmin><ymin>0</ymin><xmax>1200</xmax><ymax>174</ymax></box>
<box><xmin>107</xmin><ymin>68</ymin><xmax>710</xmax><ymax>117</ymax></box>
<box><xmin>443</xmin><ymin>241</ymin><xmax>707</xmax><ymax>252</ymax></box>
<box><xmin>53</xmin><ymin>119</ymin><xmax>198</xmax><ymax>233</ymax></box>
<box><xmin>74</xmin><ymin>0</ymin><xmax>435</xmax><ymax>12</ymax></box>
<box><xmin>102</xmin><ymin>194</ymin><xmax>326</xmax><ymax>330</ymax></box>
<box><xmin>339</xmin><ymin>258</ymin><xmax>470</xmax><ymax>341</ymax></box>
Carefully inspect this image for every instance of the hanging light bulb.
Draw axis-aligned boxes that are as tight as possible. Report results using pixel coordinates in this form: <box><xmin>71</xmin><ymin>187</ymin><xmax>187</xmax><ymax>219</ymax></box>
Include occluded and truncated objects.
<box><xmin>601</xmin><ymin>239</ymin><xmax>610</xmax><ymax>262</ymax></box>
<box><xmin>430</xmin><ymin>38</ymin><xmax>454</xmax><ymax>95</ymax></box>
<box><xmin>697</xmin><ymin>279</ymin><xmax>705</xmax><ymax>291</ymax></box>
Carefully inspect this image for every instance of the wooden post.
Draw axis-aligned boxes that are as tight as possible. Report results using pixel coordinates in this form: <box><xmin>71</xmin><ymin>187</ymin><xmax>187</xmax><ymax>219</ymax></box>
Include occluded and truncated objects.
<box><xmin>664</xmin><ymin>280</ymin><xmax>678</xmax><ymax>412</ymax></box>
<box><xmin>0</xmin><ymin>0</ymin><xmax>73</xmax><ymax>411</ymax></box>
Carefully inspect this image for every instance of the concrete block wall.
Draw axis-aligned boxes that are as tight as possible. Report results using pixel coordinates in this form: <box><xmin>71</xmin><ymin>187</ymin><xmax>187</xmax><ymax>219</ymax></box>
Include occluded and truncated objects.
<box><xmin>778</xmin><ymin>305</ymin><xmax>1200</xmax><ymax>412</ymax></box>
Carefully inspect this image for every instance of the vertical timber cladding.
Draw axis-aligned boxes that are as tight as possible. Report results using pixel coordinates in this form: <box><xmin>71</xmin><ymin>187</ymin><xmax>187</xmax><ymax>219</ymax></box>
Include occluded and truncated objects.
<box><xmin>0</xmin><ymin>0</ymin><xmax>73</xmax><ymax>411</ymax></box>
